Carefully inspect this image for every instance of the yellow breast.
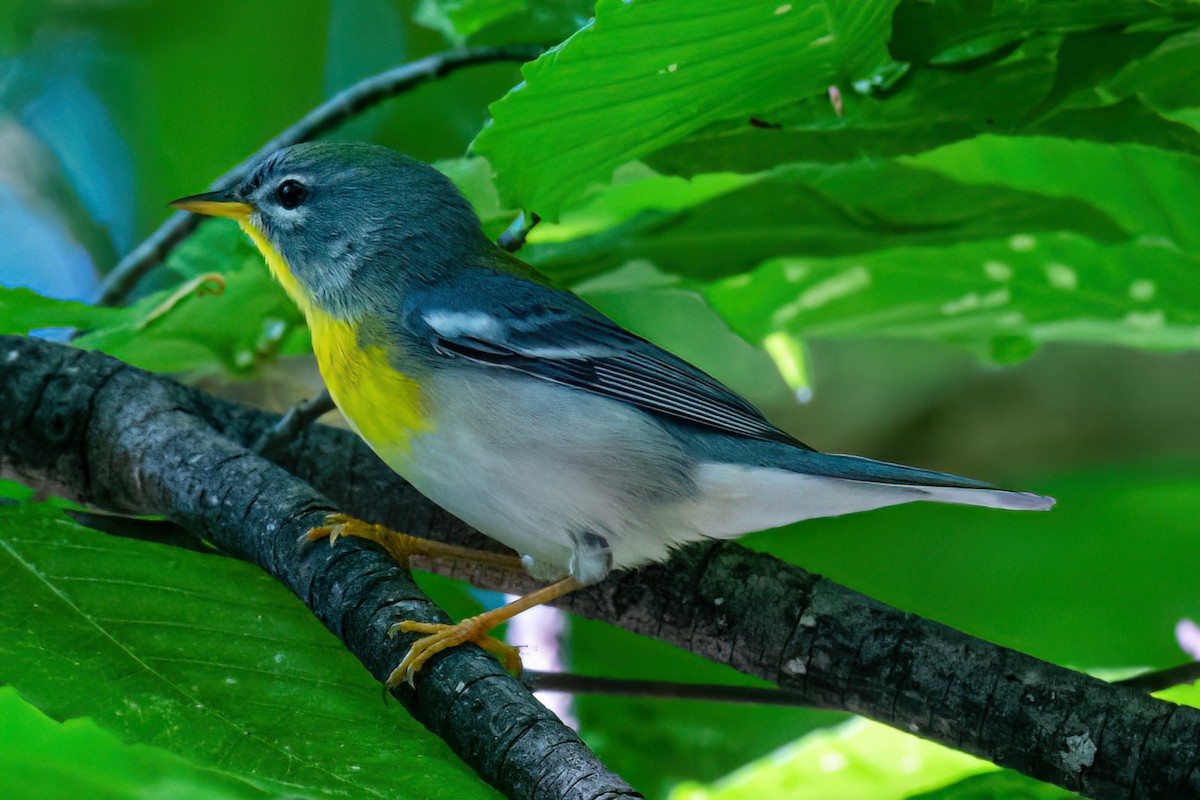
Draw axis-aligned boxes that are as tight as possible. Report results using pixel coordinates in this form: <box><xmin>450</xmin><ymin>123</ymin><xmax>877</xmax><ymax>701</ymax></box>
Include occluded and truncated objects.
<box><xmin>308</xmin><ymin>308</ymin><xmax>433</xmax><ymax>460</ymax></box>
<box><xmin>237</xmin><ymin>219</ymin><xmax>433</xmax><ymax>458</ymax></box>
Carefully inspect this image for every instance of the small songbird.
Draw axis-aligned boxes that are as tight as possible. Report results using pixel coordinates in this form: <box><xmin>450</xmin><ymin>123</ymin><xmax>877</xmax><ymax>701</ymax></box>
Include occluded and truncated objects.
<box><xmin>173</xmin><ymin>142</ymin><xmax>1053</xmax><ymax>685</ymax></box>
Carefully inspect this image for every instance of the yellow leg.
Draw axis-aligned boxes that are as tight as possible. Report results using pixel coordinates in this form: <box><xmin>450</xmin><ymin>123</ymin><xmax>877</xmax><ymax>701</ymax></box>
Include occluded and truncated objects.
<box><xmin>386</xmin><ymin>577</ymin><xmax>583</xmax><ymax>686</ymax></box>
<box><xmin>302</xmin><ymin>513</ymin><xmax>525</xmax><ymax>571</ymax></box>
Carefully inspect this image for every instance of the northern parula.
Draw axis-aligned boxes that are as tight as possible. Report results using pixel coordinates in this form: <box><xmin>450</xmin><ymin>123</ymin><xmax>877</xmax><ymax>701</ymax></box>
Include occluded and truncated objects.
<box><xmin>173</xmin><ymin>142</ymin><xmax>1053</xmax><ymax>685</ymax></box>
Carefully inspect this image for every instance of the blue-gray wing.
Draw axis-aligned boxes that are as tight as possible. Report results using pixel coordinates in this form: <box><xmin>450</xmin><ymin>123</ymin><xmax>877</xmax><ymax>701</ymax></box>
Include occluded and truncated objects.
<box><xmin>404</xmin><ymin>271</ymin><xmax>808</xmax><ymax>448</ymax></box>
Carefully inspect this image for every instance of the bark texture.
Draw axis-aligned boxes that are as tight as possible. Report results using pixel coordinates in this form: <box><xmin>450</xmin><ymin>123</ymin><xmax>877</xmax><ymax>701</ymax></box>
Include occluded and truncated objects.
<box><xmin>3</xmin><ymin>334</ymin><xmax>1199</xmax><ymax>800</ymax></box>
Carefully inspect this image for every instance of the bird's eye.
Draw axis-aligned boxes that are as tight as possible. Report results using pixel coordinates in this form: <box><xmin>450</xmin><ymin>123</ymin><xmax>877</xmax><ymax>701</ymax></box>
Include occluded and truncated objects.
<box><xmin>276</xmin><ymin>179</ymin><xmax>307</xmax><ymax>210</ymax></box>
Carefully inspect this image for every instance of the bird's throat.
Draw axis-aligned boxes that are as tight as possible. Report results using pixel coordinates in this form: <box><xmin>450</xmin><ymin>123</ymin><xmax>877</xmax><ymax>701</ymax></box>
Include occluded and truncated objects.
<box><xmin>237</xmin><ymin>220</ymin><xmax>312</xmax><ymax>316</ymax></box>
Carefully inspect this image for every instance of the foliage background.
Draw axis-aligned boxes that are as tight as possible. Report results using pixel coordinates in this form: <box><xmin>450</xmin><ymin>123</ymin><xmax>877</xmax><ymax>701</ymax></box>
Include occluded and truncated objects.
<box><xmin>2</xmin><ymin>0</ymin><xmax>1199</xmax><ymax>797</ymax></box>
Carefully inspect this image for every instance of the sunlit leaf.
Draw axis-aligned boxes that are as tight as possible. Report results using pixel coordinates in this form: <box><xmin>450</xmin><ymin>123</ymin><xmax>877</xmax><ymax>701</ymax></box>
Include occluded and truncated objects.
<box><xmin>415</xmin><ymin>0</ymin><xmax>527</xmax><ymax>43</ymax></box>
<box><xmin>669</xmin><ymin>718</ymin><xmax>993</xmax><ymax>800</ymax></box>
<box><xmin>1154</xmin><ymin>675</ymin><xmax>1200</xmax><ymax>707</ymax></box>
<box><xmin>707</xmin><ymin>233</ymin><xmax>1200</xmax><ymax>360</ymax></box>
<box><xmin>909</xmin><ymin>770</ymin><xmax>1075</xmax><ymax>800</ymax></box>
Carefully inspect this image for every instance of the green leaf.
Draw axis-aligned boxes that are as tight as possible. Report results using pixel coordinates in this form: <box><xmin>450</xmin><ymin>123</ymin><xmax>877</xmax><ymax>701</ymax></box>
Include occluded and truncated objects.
<box><xmin>668</xmin><ymin>718</ymin><xmax>993</xmax><ymax>800</ymax></box>
<box><xmin>524</xmin><ymin>161</ymin><xmax>1126</xmax><ymax>284</ymax></box>
<box><xmin>648</xmin><ymin>38</ymin><xmax>1059</xmax><ymax>175</ymax></box>
<box><xmin>1032</xmin><ymin>96</ymin><xmax>1200</xmax><ymax>156</ymax></box>
<box><xmin>908</xmin><ymin>770</ymin><xmax>1075</xmax><ymax>800</ymax></box>
<box><xmin>530</xmin><ymin>162</ymin><xmax>754</xmax><ymax>242</ymax></box>
<box><xmin>648</xmin><ymin>36</ymin><xmax>1200</xmax><ymax>177</ymax></box>
<box><xmin>909</xmin><ymin>138</ymin><xmax>1200</xmax><ymax>256</ymax></box>
<box><xmin>889</xmin><ymin>0</ymin><xmax>1200</xmax><ymax>66</ymax></box>
<box><xmin>1107</xmin><ymin>26</ymin><xmax>1200</xmax><ymax>116</ymax></box>
<box><xmin>1</xmin><ymin>220</ymin><xmax>306</xmax><ymax>377</ymax></box>
<box><xmin>414</xmin><ymin>0</ymin><xmax>527</xmax><ymax>43</ymax></box>
<box><xmin>73</xmin><ymin>222</ymin><xmax>307</xmax><ymax>375</ymax></box>
<box><xmin>1156</xmin><ymin>680</ymin><xmax>1200</xmax><ymax>709</ymax></box>
<box><xmin>705</xmin><ymin>233</ymin><xmax>1200</xmax><ymax>358</ymax></box>
<box><xmin>0</xmin><ymin>687</ymin><xmax>272</xmax><ymax>800</ymax></box>
<box><xmin>1023</xmin><ymin>27</ymin><xmax>1173</xmax><ymax>120</ymax></box>
<box><xmin>0</xmin><ymin>287</ymin><xmax>134</xmax><ymax>336</ymax></box>
<box><xmin>435</xmin><ymin>156</ymin><xmax>519</xmax><ymax>240</ymax></box>
<box><xmin>0</xmin><ymin>500</ymin><xmax>497</xmax><ymax>799</ymax></box>
<box><xmin>473</xmin><ymin>0</ymin><xmax>902</xmax><ymax>216</ymax></box>
<box><xmin>73</xmin><ymin>267</ymin><xmax>305</xmax><ymax>375</ymax></box>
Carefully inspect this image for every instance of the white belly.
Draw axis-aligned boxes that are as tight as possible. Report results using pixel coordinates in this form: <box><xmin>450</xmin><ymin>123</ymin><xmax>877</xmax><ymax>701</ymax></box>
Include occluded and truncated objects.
<box><xmin>365</xmin><ymin>368</ymin><xmax>1026</xmax><ymax>584</ymax></box>
<box><xmin>375</xmin><ymin>369</ymin><xmax>699</xmax><ymax>582</ymax></box>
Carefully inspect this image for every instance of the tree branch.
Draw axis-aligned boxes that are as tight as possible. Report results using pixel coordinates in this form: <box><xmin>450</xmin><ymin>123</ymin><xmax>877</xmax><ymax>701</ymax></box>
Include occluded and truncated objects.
<box><xmin>95</xmin><ymin>44</ymin><xmax>542</xmax><ymax>306</ymax></box>
<box><xmin>0</xmin><ymin>335</ymin><xmax>637</xmax><ymax>800</ymax></box>
<box><xmin>5</xmin><ymin>335</ymin><xmax>1200</xmax><ymax>800</ymax></box>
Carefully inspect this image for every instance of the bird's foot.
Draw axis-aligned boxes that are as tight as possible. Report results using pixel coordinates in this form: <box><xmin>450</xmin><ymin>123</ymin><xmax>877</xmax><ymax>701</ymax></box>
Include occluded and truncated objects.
<box><xmin>301</xmin><ymin>513</ymin><xmax>523</xmax><ymax>570</ymax></box>
<box><xmin>302</xmin><ymin>513</ymin><xmax>428</xmax><ymax>566</ymax></box>
<box><xmin>382</xmin><ymin>576</ymin><xmax>583</xmax><ymax>685</ymax></box>
<box><xmin>386</xmin><ymin>616</ymin><xmax>522</xmax><ymax>686</ymax></box>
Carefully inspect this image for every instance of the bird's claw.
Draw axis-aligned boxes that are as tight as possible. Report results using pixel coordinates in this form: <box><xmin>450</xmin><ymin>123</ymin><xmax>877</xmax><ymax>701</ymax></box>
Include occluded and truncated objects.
<box><xmin>299</xmin><ymin>512</ymin><xmax>355</xmax><ymax>547</ymax></box>
<box><xmin>385</xmin><ymin>617</ymin><xmax>522</xmax><ymax>687</ymax></box>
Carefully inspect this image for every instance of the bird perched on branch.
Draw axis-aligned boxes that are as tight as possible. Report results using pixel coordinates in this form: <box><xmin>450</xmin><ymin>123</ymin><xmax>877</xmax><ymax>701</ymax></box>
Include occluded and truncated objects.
<box><xmin>173</xmin><ymin>142</ymin><xmax>1053</xmax><ymax>686</ymax></box>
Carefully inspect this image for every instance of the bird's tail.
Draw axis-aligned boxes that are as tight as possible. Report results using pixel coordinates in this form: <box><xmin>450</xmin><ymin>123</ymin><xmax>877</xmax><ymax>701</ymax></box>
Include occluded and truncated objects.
<box><xmin>796</xmin><ymin>452</ymin><xmax>1055</xmax><ymax>511</ymax></box>
<box><xmin>688</xmin><ymin>452</ymin><xmax>1053</xmax><ymax>539</ymax></box>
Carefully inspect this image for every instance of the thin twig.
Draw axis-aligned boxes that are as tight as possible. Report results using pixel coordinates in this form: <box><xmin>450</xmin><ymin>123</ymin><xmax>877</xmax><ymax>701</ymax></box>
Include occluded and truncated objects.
<box><xmin>96</xmin><ymin>44</ymin><xmax>543</xmax><ymax>307</ymax></box>
<box><xmin>497</xmin><ymin>211</ymin><xmax>541</xmax><ymax>253</ymax></box>
<box><xmin>1116</xmin><ymin>662</ymin><xmax>1200</xmax><ymax>692</ymax></box>
<box><xmin>253</xmin><ymin>389</ymin><xmax>336</xmax><ymax>458</ymax></box>
<box><xmin>528</xmin><ymin>665</ymin><xmax>1200</xmax><ymax>706</ymax></box>
<box><xmin>524</xmin><ymin>670</ymin><xmax>815</xmax><ymax>706</ymax></box>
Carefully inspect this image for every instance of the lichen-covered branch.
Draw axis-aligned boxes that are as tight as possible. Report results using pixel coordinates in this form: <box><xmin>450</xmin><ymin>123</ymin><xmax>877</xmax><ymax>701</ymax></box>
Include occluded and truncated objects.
<box><xmin>4</xmin><ymin>334</ymin><xmax>1200</xmax><ymax>800</ymax></box>
<box><xmin>0</xmin><ymin>335</ymin><xmax>637</xmax><ymax>800</ymax></box>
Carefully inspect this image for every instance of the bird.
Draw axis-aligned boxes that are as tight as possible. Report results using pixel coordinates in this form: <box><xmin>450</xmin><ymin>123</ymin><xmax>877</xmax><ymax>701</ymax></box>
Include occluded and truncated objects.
<box><xmin>172</xmin><ymin>142</ymin><xmax>1054</xmax><ymax>686</ymax></box>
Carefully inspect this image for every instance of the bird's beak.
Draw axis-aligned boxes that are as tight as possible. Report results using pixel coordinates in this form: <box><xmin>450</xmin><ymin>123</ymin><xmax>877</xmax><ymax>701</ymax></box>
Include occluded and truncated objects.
<box><xmin>169</xmin><ymin>189</ymin><xmax>254</xmax><ymax>220</ymax></box>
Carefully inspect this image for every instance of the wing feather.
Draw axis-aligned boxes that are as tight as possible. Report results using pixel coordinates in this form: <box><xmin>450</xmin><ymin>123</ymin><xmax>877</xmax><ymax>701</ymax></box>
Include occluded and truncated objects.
<box><xmin>409</xmin><ymin>272</ymin><xmax>808</xmax><ymax>448</ymax></box>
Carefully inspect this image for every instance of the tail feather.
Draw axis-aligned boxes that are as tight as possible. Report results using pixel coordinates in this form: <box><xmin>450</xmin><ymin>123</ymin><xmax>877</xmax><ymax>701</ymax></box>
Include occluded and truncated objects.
<box><xmin>689</xmin><ymin>453</ymin><xmax>1054</xmax><ymax>540</ymax></box>
<box><xmin>789</xmin><ymin>452</ymin><xmax>991</xmax><ymax>489</ymax></box>
<box><xmin>799</xmin><ymin>452</ymin><xmax>1054</xmax><ymax>511</ymax></box>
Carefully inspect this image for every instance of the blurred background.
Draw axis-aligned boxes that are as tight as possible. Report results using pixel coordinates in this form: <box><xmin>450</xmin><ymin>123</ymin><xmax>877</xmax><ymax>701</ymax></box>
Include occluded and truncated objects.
<box><xmin>3</xmin><ymin>1</ymin><xmax>1199</xmax><ymax>798</ymax></box>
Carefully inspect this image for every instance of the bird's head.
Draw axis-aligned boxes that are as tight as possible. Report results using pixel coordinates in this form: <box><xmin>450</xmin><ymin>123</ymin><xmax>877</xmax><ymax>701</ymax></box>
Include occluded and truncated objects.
<box><xmin>172</xmin><ymin>142</ymin><xmax>488</xmax><ymax>318</ymax></box>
